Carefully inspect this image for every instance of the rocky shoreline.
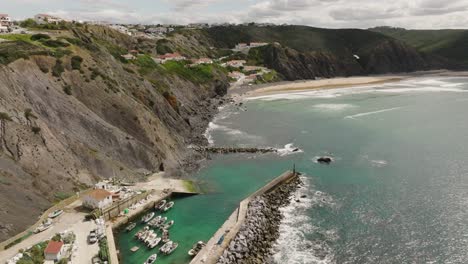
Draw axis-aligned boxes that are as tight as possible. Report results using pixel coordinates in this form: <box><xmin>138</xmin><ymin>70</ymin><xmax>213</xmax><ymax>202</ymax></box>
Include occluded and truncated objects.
<box><xmin>217</xmin><ymin>176</ymin><xmax>302</xmax><ymax>264</ymax></box>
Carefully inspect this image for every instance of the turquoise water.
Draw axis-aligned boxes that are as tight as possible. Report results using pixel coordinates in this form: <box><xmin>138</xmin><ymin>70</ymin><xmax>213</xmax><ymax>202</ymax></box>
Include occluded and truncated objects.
<box><xmin>119</xmin><ymin>77</ymin><xmax>468</xmax><ymax>263</ymax></box>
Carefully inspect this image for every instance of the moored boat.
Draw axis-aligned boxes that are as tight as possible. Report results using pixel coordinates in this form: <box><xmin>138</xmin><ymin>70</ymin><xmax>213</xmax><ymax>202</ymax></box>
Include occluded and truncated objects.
<box><xmin>126</xmin><ymin>222</ymin><xmax>136</xmax><ymax>232</ymax></box>
<box><xmin>148</xmin><ymin>237</ymin><xmax>162</xmax><ymax>249</ymax></box>
<box><xmin>161</xmin><ymin>230</ymin><xmax>170</xmax><ymax>243</ymax></box>
<box><xmin>162</xmin><ymin>220</ymin><xmax>174</xmax><ymax>230</ymax></box>
<box><xmin>144</xmin><ymin>254</ymin><xmax>157</xmax><ymax>264</ymax></box>
<box><xmin>162</xmin><ymin>201</ymin><xmax>174</xmax><ymax>212</ymax></box>
<box><xmin>141</xmin><ymin>212</ymin><xmax>155</xmax><ymax>223</ymax></box>
<box><xmin>48</xmin><ymin>210</ymin><xmax>63</xmax><ymax>219</ymax></box>
<box><xmin>155</xmin><ymin>199</ymin><xmax>167</xmax><ymax>210</ymax></box>
<box><xmin>188</xmin><ymin>241</ymin><xmax>206</xmax><ymax>257</ymax></box>
<box><xmin>160</xmin><ymin>240</ymin><xmax>178</xmax><ymax>255</ymax></box>
<box><xmin>148</xmin><ymin>215</ymin><xmax>162</xmax><ymax>227</ymax></box>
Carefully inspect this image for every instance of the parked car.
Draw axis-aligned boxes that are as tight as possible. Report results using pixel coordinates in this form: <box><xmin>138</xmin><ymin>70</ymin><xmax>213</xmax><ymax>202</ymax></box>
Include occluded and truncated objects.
<box><xmin>91</xmin><ymin>256</ymin><xmax>101</xmax><ymax>264</ymax></box>
<box><xmin>88</xmin><ymin>230</ymin><xmax>98</xmax><ymax>244</ymax></box>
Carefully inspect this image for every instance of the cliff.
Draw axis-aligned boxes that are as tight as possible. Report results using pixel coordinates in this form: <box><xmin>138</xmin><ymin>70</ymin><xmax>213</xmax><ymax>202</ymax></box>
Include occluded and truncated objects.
<box><xmin>0</xmin><ymin>25</ymin><xmax>228</xmax><ymax>241</ymax></box>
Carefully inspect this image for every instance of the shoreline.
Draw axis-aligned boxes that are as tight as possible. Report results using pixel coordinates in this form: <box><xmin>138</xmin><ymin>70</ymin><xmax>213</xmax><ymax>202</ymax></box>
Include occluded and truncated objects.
<box><xmin>228</xmin><ymin>70</ymin><xmax>468</xmax><ymax>99</ymax></box>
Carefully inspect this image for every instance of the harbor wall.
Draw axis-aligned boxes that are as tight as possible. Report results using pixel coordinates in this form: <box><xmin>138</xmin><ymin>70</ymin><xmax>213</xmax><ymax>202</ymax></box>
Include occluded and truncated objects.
<box><xmin>102</xmin><ymin>191</ymin><xmax>154</xmax><ymax>222</ymax></box>
<box><xmin>190</xmin><ymin>170</ymin><xmax>298</xmax><ymax>264</ymax></box>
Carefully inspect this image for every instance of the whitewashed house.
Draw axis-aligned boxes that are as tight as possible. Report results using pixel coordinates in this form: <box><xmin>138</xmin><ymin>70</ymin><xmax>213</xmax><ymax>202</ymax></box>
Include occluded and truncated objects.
<box><xmin>82</xmin><ymin>189</ymin><xmax>113</xmax><ymax>210</ymax></box>
<box><xmin>154</xmin><ymin>53</ymin><xmax>186</xmax><ymax>64</ymax></box>
<box><xmin>34</xmin><ymin>14</ymin><xmax>64</xmax><ymax>24</ymax></box>
<box><xmin>0</xmin><ymin>14</ymin><xmax>12</xmax><ymax>27</ymax></box>
<box><xmin>44</xmin><ymin>241</ymin><xmax>64</xmax><ymax>261</ymax></box>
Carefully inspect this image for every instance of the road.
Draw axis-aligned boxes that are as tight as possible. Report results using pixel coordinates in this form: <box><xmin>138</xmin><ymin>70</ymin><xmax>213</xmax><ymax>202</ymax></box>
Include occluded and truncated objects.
<box><xmin>0</xmin><ymin>200</ymin><xmax>99</xmax><ymax>264</ymax></box>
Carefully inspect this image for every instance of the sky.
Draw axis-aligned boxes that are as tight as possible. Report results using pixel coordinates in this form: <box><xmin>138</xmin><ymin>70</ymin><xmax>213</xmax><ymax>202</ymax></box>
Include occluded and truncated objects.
<box><xmin>2</xmin><ymin>0</ymin><xmax>468</xmax><ymax>29</ymax></box>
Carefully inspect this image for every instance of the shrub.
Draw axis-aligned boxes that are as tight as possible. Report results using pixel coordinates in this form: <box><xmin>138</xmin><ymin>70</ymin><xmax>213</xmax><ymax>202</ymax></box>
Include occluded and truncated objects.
<box><xmin>41</xmin><ymin>39</ymin><xmax>70</xmax><ymax>48</ymax></box>
<box><xmin>52</xmin><ymin>59</ymin><xmax>64</xmax><ymax>77</ymax></box>
<box><xmin>98</xmin><ymin>238</ymin><xmax>109</xmax><ymax>261</ymax></box>
<box><xmin>30</xmin><ymin>33</ymin><xmax>50</xmax><ymax>41</ymax></box>
<box><xmin>63</xmin><ymin>85</ymin><xmax>72</xmax><ymax>95</ymax></box>
<box><xmin>71</xmin><ymin>56</ymin><xmax>83</xmax><ymax>70</ymax></box>
<box><xmin>133</xmin><ymin>55</ymin><xmax>158</xmax><ymax>75</ymax></box>
<box><xmin>163</xmin><ymin>91</ymin><xmax>179</xmax><ymax>113</ymax></box>
<box><xmin>24</xmin><ymin>108</ymin><xmax>37</xmax><ymax>120</ymax></box>
<box><xmin>20</xmin><ymin>18</ymin><xmax>38</xmax><ymax>28</ymax></box>
<box><xmin>0</xmin><ymin>112</ymin><xmax>12</xmax><ymax>121</ymax></box>
<box><xmin>31</xmin><ymin>126</ymin><xmax>41</xmax><ymax>134</ymax></box>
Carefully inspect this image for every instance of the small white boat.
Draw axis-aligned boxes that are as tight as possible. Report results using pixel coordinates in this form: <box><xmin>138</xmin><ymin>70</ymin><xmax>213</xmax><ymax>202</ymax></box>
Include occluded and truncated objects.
<box><xmin>48</xmin><ymin>210</ymin><xmax>63</xmax><ymax>219</ymax></box>
<box><xmin>156</xmin><ymin>217</ymin><xmax>167</xmax><ymax>228</ymax></box>
<box><xmin>144</xmin><ymin>230</ymin><xmax>155</xmax><ymax>244</ymax></box>
<box><xmin>148</xmin><ymin>216</ymin><xmax>162</xmax><ymax>227</ymax></box>
<box><xmin>160</xmin><ymin>241</ymin><xmax>178</xmax><ymax>255</ymax></box>
<box><xmin>162</xmin><ymin>220</ymin><xmax>174</xmax><ymax>230</ymax></box>
<box><xmin>155</xmin><ymin>200</ymin><xmax>167</xmax><ymax>210</ymax></box>
<box><xmin>141</xmin><ymin>212</ymin><xmax>155</xmax><ymax>223</ymax></box>
<box><xmin>163</xmin><ymin>201</ymin><xmax>174</xmax><ymax>212</ymax></box>
<box><xmin>126</xmin><ymin>222</ymin><xmax>136</xmax><ymax>232</ymax></box>
<box><xmin>34</xmin><ymin>219</ymin><xmax>53</xmax><ymax>234</ymax></box>
<box><xmin>188</xmin><ymin>241</ymin><xmax>206</xmax><ymax>257</ymax></box>
<box><xmin>148</xmin><ymin>237</ymin><xmax>162</xmax><ymax>249</ymax></box>
<box><xmin>161</xmin><ymin>230</ymin><xmax>170</xmax><ymax>243</ymax></box>
<box><xmin>144</xmin><ymin>254</ymin><xmax>157</xmax><ymax>264</ymax></box>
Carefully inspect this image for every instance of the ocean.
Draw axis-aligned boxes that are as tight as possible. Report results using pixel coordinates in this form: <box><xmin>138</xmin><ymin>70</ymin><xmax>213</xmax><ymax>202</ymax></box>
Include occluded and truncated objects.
<box><xmin>118</xmin><ymin>76</ymin><xmax>468</xmax><ymax>263</ymax></box>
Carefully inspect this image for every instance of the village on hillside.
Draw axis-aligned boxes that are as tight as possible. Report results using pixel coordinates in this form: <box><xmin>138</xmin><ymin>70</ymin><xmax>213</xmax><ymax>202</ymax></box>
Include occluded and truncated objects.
<box><xmin>0</xmin><ymin>13</ymin><xmax>280</xmax><ymax>87</ymax></box>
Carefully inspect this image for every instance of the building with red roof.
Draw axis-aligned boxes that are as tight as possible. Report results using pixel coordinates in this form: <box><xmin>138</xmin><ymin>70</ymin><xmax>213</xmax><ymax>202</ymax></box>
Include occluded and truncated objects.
<box><xmin>44</xmin><ymin>240</ymin><xmax>64</xmax><ymax>261</ymax></box>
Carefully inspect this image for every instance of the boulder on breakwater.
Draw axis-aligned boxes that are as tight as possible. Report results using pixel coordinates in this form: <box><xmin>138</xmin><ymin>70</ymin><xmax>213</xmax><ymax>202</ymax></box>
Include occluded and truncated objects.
<box><xmin>216</xmin><ymin>177</ymin><xmax>301</xmax><ymax>264</ymax></box>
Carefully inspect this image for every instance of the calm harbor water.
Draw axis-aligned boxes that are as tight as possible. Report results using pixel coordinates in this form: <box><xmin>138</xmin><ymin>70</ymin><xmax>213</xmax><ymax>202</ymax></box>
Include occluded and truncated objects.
<box><xmin>118</xmin><ymin>76</ymin><xmax>468</xmax><ymax>263</ymax></box>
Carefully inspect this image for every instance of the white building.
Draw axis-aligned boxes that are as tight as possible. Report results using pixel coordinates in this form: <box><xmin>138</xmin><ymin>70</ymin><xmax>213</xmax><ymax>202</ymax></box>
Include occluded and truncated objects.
<box><xmin>34</xmin><ymin>14</ymin><xmax>64</xmax><ymax>25</ymax></box>
<box><xmin>109</xmin><ymin>24</ymin><xmax>132</xmax><ymax>35</ymax></box>
<box><xmin>44</xmin><ymin>241</ymin><xmax>64</xmax><ymax>261</ymax></box>
<box><xmin>82</xmin><ymin>189</ymin><xmax>113</xmax><ymax>210</ymax></box>
<box><xmin>0</xmin><ymin>14</ymin><xmax>12</xmax><ymax>27</ymax></box>
<box><xmin>95</xmin><ymin>181</ymin><xmax>111</xmax><ymax>190</ymax></box>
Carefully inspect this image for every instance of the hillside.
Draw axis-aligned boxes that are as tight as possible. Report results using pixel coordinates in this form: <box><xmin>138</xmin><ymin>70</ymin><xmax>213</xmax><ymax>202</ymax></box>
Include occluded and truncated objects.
<box><xmin>0</xmin><ymin>24</ymin><xmax>228</xmax><ymax>241</ymax></box>
<box><xmin>370</xmin><ymin>27</ymin><xmax>468</xmax><ymax>67</ymax></box>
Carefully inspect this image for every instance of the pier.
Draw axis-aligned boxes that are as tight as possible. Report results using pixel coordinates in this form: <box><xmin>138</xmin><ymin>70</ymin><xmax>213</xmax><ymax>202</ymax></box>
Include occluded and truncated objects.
<box><xmin>190</xmin><ymin>170</ymin><xmax>298</xmax><ymax>264</ymax></box>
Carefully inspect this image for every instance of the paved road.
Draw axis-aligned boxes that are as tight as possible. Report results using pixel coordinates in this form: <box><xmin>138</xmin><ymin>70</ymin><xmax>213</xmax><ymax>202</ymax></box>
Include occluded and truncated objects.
<box><xmin>0</xmin><ymin>201</ymin><xmax>99</xmax><ymax>264</ymax></box>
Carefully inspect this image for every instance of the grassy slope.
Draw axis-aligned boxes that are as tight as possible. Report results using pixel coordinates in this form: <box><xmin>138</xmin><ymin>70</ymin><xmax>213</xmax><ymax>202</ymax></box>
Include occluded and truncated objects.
<box><xmin>370</xmin><ymin>27</ymin><xmax>468</xmax><ymax>64</ymax></box>
<box><xmin>204</xmin><ymin>25</ymin><xmax>392</xmax><ymax>56</ymax></box>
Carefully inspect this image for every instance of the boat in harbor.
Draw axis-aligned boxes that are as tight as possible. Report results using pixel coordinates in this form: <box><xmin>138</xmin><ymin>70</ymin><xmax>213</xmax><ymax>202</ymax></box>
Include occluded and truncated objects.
<box><xmin>162</xmin><ymin>220</ymin><xmax>174</xmax><ymax>230</ymax></box>
<box><xmin>143</xmin><ymin>230</ymin><xmax>155</xmax><ymax>243</ymax></box>
<box><xmin>126</xmin><ymin>222</ymin><xmax>136</xmax><ymax>232</ymax></box>
<box><xmin>135</xmin><ymin>226</ymin><xmax>149</xmax><ymax>239</ymax></box>
<box><xmin>148</xmin><ymin>215</ymin><xmax>162</xmax><ymax>226</ymax></box>
<box><xmin>155</xmin><ymin>217</ymin><xmax>167</xmax><ymax>228</ymax></box>
<box><xmin>161</xmin><ymin>230</ymin><xmax>170</xmax><ymax>243</ymax></box>
<box><xmin>141</xmin><ymin>212</ymin><xmax>155</xmax><ymax>223</ymax></box>
<box><xmin>47</xmin><ymin>210</ymin><xmax>63</xmax><ymax>219</ymax></box>
<box><xmin>148</xmin><ymin>237</ymin><xmax>162</xmax><ymax>249</ymax></box>
<box><xmin>144</xmin><ymin>254</ymin><xmax>157</xmax><ymax>264</ymax></box>
<box><xmin>155</xmin><ymin>199</ymin><xmax>167</xmax><ymax>210</ymax></box>
<box><xmin>188</xmin><ymin>241</ymin><xmax>206</xmax><ymax>257</ymax></box>
<box><xmin>34</xmin><ymin>219</ymin><xmax>53</xmax><ymax>234</ymax></box>
<box><xmin>160</xmin><ymin>240</ymin><xmax>178</xmax><ymax>255</ymax></box>
<box><xmin>162</xmin><ymin>201</ymin><xmax>174</xmax><ymax>212</ymax></box>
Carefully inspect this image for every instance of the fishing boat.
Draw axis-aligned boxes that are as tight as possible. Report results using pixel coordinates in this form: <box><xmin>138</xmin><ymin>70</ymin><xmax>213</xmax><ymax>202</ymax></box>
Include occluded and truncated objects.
<box><xmin>135</xmin><ymin>226</ymin><xmax>149</xmax><ymax>239</ymax></box>
<box><xmin>160</xmin><ymin>241</ymin><xmax>178</xmax><ymax>255</ymax></box>
<box><xmin>126</xmin><ymin>222</ymin><xmax>136</xmax><ymax>232</ymax></box>
<box><xmin>148</xmin><ymin>237</ymin><xmax>162</xmax><ymax>249</ymax></box>
<box><xmin>162</xmin><ymin>220</ymin><xmax>174</xmax><ymax>230</ymax></box>
<box><xmin>155</xmin><ymin>217</ymin><xmax>167</xmax><ymax>228</ymax></box>
<box><xmin>47</xmin><ymin>210</ymin><xmax>63</xmax><ymax>219</ymax></box>
<box><xmin>143</xmin><ymin>230</ymin><xmax>155</xmax><ymax>243</ymax></box>
<box><xmin>161</xmin><ymin>230</ymin><xmax>170</xmax><ymax>243</ymax></box>
<box><xmin>155</xmin><ymin>199</ymin><xmax>167</xmax><ymax>210</ymax></box>
<box><xmin>188</xmin><ymin>241</ymin><xmax>206</xmax><ymax>257</ymax></box>
<box><xmin>144</xmin><ymin>254</ymin><xmax>157</xmax><ymax>264</ymax></box>
<box><xmin>143</xmin><ymin>231</ymin><xmax>158</xmax><ymax>245</ymax></box>
<box><xmin>162</xmin><ymin>201</ymin><xmax>174</xmax><ymax>212</ymax></box>
<box><xmin>148</xmin><ymin>215</ymin><xmax>162</xmax><ymax>227</ymax></box>
<box><xmin>141</xmin><ymin>212</ymin><xmax>155</xmax><ymax>223</ymax></box>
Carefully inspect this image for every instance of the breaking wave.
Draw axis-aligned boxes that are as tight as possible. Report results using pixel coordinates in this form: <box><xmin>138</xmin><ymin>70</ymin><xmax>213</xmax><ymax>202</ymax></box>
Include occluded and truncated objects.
<box><xmin>277</xmin><ymin>143</ymin><xmax>303</xmax><ymax>156</ymax></box>
<box><xmin>272</xmin><ymin>176</ymin><xmax>336</xmax><ymax>264</ymax></box>
<box><xmin>313</xmin><ymin>104</ymin><xmax>356</xmax><ymax>111</ymax></box>
<box><xmin>344</xmin><ymin>107</ymin><xmax>402</xmax><ymax>119</ymax></box>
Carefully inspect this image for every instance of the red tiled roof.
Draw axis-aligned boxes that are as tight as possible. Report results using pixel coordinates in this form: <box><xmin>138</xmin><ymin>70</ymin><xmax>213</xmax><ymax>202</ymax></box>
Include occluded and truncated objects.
<box><xmin>158</xmin><ymin>53</ymin><xmax>183</xmax><ymax>59</ymax></box>
<box><xmin>86</xmin><ymin>189</ymin><xmax>112</xmax><ymax>201</ymax></box>
<box><xmin>44</xmin><ymin>241</ymin><xmax>63</xmax><ymax>254</ymax></box>
<box><xmin>0</xmin><ymin>14</ymin><xmax>9</xmax><ymax>17</ymax></box>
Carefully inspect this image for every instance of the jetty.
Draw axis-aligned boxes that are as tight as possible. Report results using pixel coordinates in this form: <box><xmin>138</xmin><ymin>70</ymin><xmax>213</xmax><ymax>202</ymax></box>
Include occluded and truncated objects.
<box><xmin>190</xmin><ymin>170</ymin><xmax>299</xmax><ymax>264</ymax></box>
<box><xmin>194</xmin><ymin>146</ymin><xmax>277</xmax><ymax>154</ymax></box>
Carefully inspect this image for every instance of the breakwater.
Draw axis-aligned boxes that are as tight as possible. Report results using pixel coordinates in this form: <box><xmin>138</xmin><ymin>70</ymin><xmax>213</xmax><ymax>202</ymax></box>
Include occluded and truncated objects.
<box><xmin>216</xmin><ymin>176</ymin><xmax>301</xmax><ymax>264</ymax></box>
<box><xmin>190</xmin><ymin>170</ymin><xmax>299</xmax><ymax>264</ymax></box>
<box><xmin>195</xmin><ymin>146</ymin><xmax>277</xmax><ymax>154</ymax></box>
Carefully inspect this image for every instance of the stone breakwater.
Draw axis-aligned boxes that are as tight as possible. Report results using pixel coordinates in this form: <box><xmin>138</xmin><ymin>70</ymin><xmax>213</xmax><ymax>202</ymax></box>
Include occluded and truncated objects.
<box><xmin>216</xmin><ymin>176</ymin><xmax>302</xmax><ymax>264</ymax></box>
<box><xmin>195</xmin><ymin>146</ymin><xmax>277</xmax><ymax>154</ymax></box>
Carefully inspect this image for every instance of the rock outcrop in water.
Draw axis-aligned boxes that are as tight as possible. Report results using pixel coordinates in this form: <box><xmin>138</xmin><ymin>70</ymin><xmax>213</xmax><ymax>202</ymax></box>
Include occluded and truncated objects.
<box><xmin>217</xmin><ymin>177</ymin><xmax>301</xmax><ymax>264</ymax></box>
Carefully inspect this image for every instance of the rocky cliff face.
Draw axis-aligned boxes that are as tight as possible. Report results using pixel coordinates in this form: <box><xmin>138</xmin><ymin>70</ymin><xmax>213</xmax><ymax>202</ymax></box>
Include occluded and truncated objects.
<box><xmin>253</xmin><ymin>41</ymin><xmax>448</xmax><ymax>80</ymax></box>
<box><xmin>0</xmin><ymin>26</ymin><xmax>228</xmax><ymax>241</ymax></box>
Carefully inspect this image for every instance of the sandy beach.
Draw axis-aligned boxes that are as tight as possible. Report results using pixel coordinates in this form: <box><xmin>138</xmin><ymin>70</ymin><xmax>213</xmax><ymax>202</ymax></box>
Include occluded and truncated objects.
<box><xmin>229</xmin><ymin>70</ymin><xmax>468</xmax><ymax>99</ymax></box>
